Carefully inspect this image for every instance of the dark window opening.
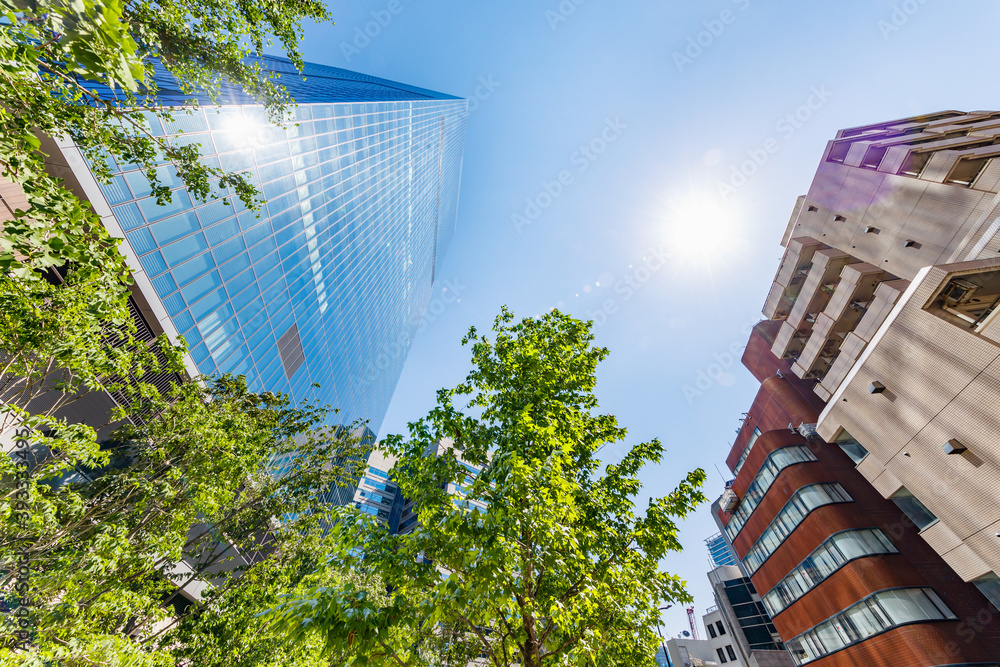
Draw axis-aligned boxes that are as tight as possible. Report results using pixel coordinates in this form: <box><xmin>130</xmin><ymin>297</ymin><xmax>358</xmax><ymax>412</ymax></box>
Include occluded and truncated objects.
<box><xmin>929</xmin><ymin>270</ymin><xmax>1000</xmax><ymax>330</ymax></box>
<box><xmin>898</xmin><ymin>151</ymin><xmax>931</xmax><ymax>177</ymax></box>
<box><xmin>891</xmin><ymin>488</ymin><xmax>938</xmax><ymax>531</ymax></box>
<box><xmin>861</xmin><ymin>145</ymin><xmax>889</xmax><ymax>169</ymax></box>
<box><xmin>946</xmin><ymin>157</ymin><xmax>991</xmax><ymax>187</ymax></box>
<box><xmin>827</xmin><ymin>141</ymin><xmax>853</xmax><ymax>163</ymax></box>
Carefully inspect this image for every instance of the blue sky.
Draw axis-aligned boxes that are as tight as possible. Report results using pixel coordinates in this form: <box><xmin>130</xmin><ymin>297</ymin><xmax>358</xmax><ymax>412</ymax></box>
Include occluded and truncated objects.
<box><xmin>294</xmin><ymin>0</ymin><xmax>1000</xmax><ymax>638</ymax></box>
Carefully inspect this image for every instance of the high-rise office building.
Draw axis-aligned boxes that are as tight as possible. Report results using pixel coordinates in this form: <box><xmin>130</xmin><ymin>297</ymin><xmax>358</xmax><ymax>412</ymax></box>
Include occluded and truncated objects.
<box><xmin>707</xmin><ymin>533</ymin><xmax>740</xmax><ymax>568</ymax></box>
<box><xmin>390</xmin><ymin>438</ymin><xmax>485</xmax><ymax>535</ymax></box>
<box><xmin>40</xmin><ymin>57</ymin><xmax>468</xmax><ymax>436</ymax></box>
<box><xmin>703</xmin><ymin>566</ymin><xmax>791</xmax><ymax>667</ymax></box>
<box><xmin>712</xmin><ymin>111</ymin><xmax>1000</xmax><ymax>666</ymax></box>
<box><xmin>353</xmin><ymin>448</ymin><xmax>400</xmax><ymax>525</ymax></box>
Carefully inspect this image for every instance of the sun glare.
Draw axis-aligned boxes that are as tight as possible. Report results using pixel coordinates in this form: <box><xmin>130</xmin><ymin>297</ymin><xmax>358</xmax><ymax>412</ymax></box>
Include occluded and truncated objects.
<box><xmin>222</xmin><ymin>113</ymin><xmax>264</xmax><ymax>149</ymax></box>
<box><xmin>660</xmin><ymin>193</ymin><xmax>740</xmax><ymax>267</ymax></box>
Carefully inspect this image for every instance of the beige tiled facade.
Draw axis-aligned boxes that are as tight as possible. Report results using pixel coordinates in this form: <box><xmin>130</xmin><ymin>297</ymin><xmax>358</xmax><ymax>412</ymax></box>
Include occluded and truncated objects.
<box><xmin>761</xmin><ymin>110</ymin><xmax>1000</xmax><ymax>603</ymax></box>
<box><xmin>817</xmin><ymin>259</ymin><xmax>1000</xmax><ymax>584</ymax></box>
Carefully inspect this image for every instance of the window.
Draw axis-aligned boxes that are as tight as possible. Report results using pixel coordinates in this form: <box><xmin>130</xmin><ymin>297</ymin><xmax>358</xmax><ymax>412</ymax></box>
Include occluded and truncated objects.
<box><xmin>898</xmin><ymin>150</ymin><xmax>931</xmax><ymax>177</ymax></box>
<box><xmin>877</xmin><ymin>588</ymin><xmax>950</xmax><ymax>624</ymax></box>
<box><xmin>835</xmin><ymin>432</ymin><xmax>869</xmax><ymax>464</ymax></box>
<box><xmin>785</xmin><ymin>588</ymin><xmax>956</xmax><ymax>665</ymax></box>
<box><xmin>861</xmin><ymin>145</ymin><xmax>888</xmax><ymax>170</ymax></box>
<box><xmin>726</xmin><ymin>645</ymin><xmax>737</xmax><ymax>661</ymax></box>
<box><xmin>974</xmin><ymin>573</ymin><xmax>1000</xmax><ymax>612</ymax></box>
<box><xmin>814</xmin><ymin>623</ymin><xmax>846</xmax><ymax>652</ymax></box>
<box><xmin>724</xmin><ymin>578</ymin><xmax>784</xmax><ymax>651</ymax></box>
<box><xmin>716</xmin><ymin>648</ymin><xmax>727</xmax><ymax>664</ymax></box>
<box><xmin>809</xmin><ymin>544</ymin><xmax>841</xmax><ymax>579</ymax></box>
<box><xmin>841</xmin><ymin>601</ymin><xmax>884</xmax><ymax>639</ymax></box>
<box><xmin>927</xmin><ymin>269</ymin><xmax>1000</xmax><ymax>331</ymax></box>
<box><xmin>725</xmin><ymin>446</ymin><xmax>818</xmax><ymax>540</ymax></box>
<box><xmin>763</xmin><ymin>529</ymin><xmax>897</xmax><ymax>616</ymax></box>
<box><xmin>827</xmin><ymin>141</ymin><xmax>853</xmax><ymax>163</ymax></box>
<box><xmin>717</xmin><ymin>620</ymin><xmax>726</xmax><ymax>636</ymax></box>
<box><xmin>945</xmin><ymin>156</ymin><xmax>991</xmax><ymax>187</ymax></box>
<box><xmin>891</xmin><ymin>488</ymin><xmax>938</xmax><ymax>531</ymax></box>
<box><xmin>707</xmin><ymin>623</ymin><xmax>717</xmax><ymax>639</ymax></box>
<box><xmin>733</xmin><ymin>427</ymin><xmax>762</xmax><ymax>475</ymax></box>
<box><xmin>742</xmin><ymin>484</ymin><xmax>853</xmax><ymax>574</ymax></box>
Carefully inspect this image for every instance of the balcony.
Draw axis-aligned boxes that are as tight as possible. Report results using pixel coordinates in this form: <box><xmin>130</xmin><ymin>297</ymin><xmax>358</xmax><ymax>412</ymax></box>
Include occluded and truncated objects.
<box><xmin>772</xmin><ymin>248</ymin><xmax>856</xmax><ymax>361</ymax></box>
<box><xmin>720</xmin><ymin>487</ymin><xmax>738</xmax><ymax>513</ymax></box>
<box><xmin>814</xmin><ymin>278</ymin><xmax>910</xmax><ymax>401</ymax></box>
<box><xmin>763</xmin><ymin>237</ymin><xmax>825</xmax><ymax>321</ymax></box>
<box><xmin>791</xmin><ymin>263</ymin><xmax>887</xmax><ymax>383</ymax></box>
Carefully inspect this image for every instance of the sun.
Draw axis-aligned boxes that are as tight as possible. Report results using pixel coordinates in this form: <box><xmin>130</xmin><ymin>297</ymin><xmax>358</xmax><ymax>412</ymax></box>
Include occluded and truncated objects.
<box><xmin>221</xmin><ymin>113</ymin><xmax>264</xmax><ymax>149</ymax></box>
<box><xmin>659</xmin><ymin>192</ymin><xmax>741</xmax><ymax>266</ymax></box>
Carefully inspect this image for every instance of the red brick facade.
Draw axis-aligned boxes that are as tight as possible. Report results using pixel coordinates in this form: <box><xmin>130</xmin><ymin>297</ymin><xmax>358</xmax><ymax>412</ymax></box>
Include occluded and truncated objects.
<box><xmin>716</xmin><ymin>324</ymin><xmax>1000</xmax><ymax>666</ymax></box>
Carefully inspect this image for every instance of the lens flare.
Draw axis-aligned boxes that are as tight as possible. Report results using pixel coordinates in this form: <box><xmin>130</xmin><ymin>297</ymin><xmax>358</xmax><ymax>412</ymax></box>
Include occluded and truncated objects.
<box><xmin>221</xmin><ymin>113</ymin><xmax>264</xmax><ymax>149</ymax></box>
<box><xmin>660</xmin><ymin>193</ymin><xmax>741</xmax><ymax>267</ymax></box>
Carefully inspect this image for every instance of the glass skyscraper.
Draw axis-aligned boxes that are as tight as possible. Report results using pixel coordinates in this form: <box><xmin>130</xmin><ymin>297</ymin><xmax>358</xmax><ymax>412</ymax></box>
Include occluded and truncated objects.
<box><xmin>85</xmin><ymin>57</ymin><xmax>468</xmax><ymax>435</ymax></box>
<box><xmin>705</xmin><ymin>533</ymin><xmax>738</xmax><ymax>568</ymax></box>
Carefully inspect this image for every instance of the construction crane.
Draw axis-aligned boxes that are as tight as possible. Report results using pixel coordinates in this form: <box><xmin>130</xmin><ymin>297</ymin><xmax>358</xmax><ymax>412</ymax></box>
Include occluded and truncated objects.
<box><xmin>686</xmin><ymin>606</ymin><xmax>700</xmax><ymax>640</ymax></box>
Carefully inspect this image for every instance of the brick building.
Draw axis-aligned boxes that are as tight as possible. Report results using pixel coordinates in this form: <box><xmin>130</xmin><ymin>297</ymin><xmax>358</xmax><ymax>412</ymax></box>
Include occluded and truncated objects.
<box><xmin>713</xmin><ymin>111</ymin><xmax>1000</xmax><ymax>666</ymax></box>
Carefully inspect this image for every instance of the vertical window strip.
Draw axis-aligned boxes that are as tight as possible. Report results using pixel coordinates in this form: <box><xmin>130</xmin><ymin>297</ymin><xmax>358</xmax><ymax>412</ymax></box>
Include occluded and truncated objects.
<box><xmin>733</xmin><ymin>427</ymin><xmax>762</xmax><ymax>475</ymax></box>
<box><xmin>785</xmin><ymin>587</ymin><xmax>956</xmax><ymax>665</ymax></box>
<box><xmin>725</xmin><ymin>446</ymin><xmax>819</xmax><ymax>541</ymax></box>
<box><xmin>762</xmin><ymin>529</ymin><xmax>898</xmax><ymax>616</ymax></box>
<box><xmin>741</xmin><ymin>483</ymin><xmax>853</xmax><ymax>575</ymax></box>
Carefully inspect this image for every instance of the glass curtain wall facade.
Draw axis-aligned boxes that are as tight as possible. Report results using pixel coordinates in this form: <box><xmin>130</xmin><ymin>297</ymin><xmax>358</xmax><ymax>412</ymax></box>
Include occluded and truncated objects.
<box><xmin>89</xmin><ymin>57</ymin><xmax>468</xmax><ymax>434</ymax></box>
<box><xmin>706</xmin><ymin>533</ymin><xmax>739</xmax><ymax>568</ymax></box>
<box><xmin>723</xmin><ymin>578</ymin><xmax>785</xmax><ymax>651</ymax></box>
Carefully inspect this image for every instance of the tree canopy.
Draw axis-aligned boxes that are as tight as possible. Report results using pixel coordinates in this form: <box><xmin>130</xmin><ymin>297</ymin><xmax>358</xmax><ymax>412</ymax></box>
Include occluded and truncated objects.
<box><xmin>0</xmin><ymin>375</ymin><xmax>370</xmax><ymax>665</ymax></box>
<box><xmin>269</xmin><ymin>308</ymin><xmax>707</xmax><ymax>667</ymax></box>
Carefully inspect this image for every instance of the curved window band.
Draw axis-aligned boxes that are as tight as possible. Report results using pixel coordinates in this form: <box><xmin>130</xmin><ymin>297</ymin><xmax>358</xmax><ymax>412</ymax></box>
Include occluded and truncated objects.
<box><xmin>786</xmin><ymin>587</ymin><xmax>956</xmax><ymax>665</ymax></box>
<box><xmin>762</xmin><ymin>528</ymin><xmax>898</xmax><ymax>616</ymax></box>
<box><xmin>741</xmin><ymin>483</ymin><xmax>853</xmax><ymax>575</ymax></box>
<box><xmin>733</xmin><ymin>427</ymin><xmax>762</xmax><ymax>475</ymax></box>
<box><xmin>725</xmin><ymin>445</ymin><xmax>818</xmax><ymax>541</ymax></box>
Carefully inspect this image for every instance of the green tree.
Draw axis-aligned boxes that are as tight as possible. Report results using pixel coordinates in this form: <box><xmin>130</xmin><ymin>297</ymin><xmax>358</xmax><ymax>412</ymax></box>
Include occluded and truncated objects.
<box><xmin>166</xmin><ymin>525</ymin><xmax>389</xmax><ymax>667</ymax></box>
<box><xmin>269</xmin><ymin>309</ymin><xmax>707</xmax><ymax>667</ymax></box>
<box><xmin>0</xmin><ymin>375</ymin><xmax>368</xmax><ymax>665</ymax></box>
